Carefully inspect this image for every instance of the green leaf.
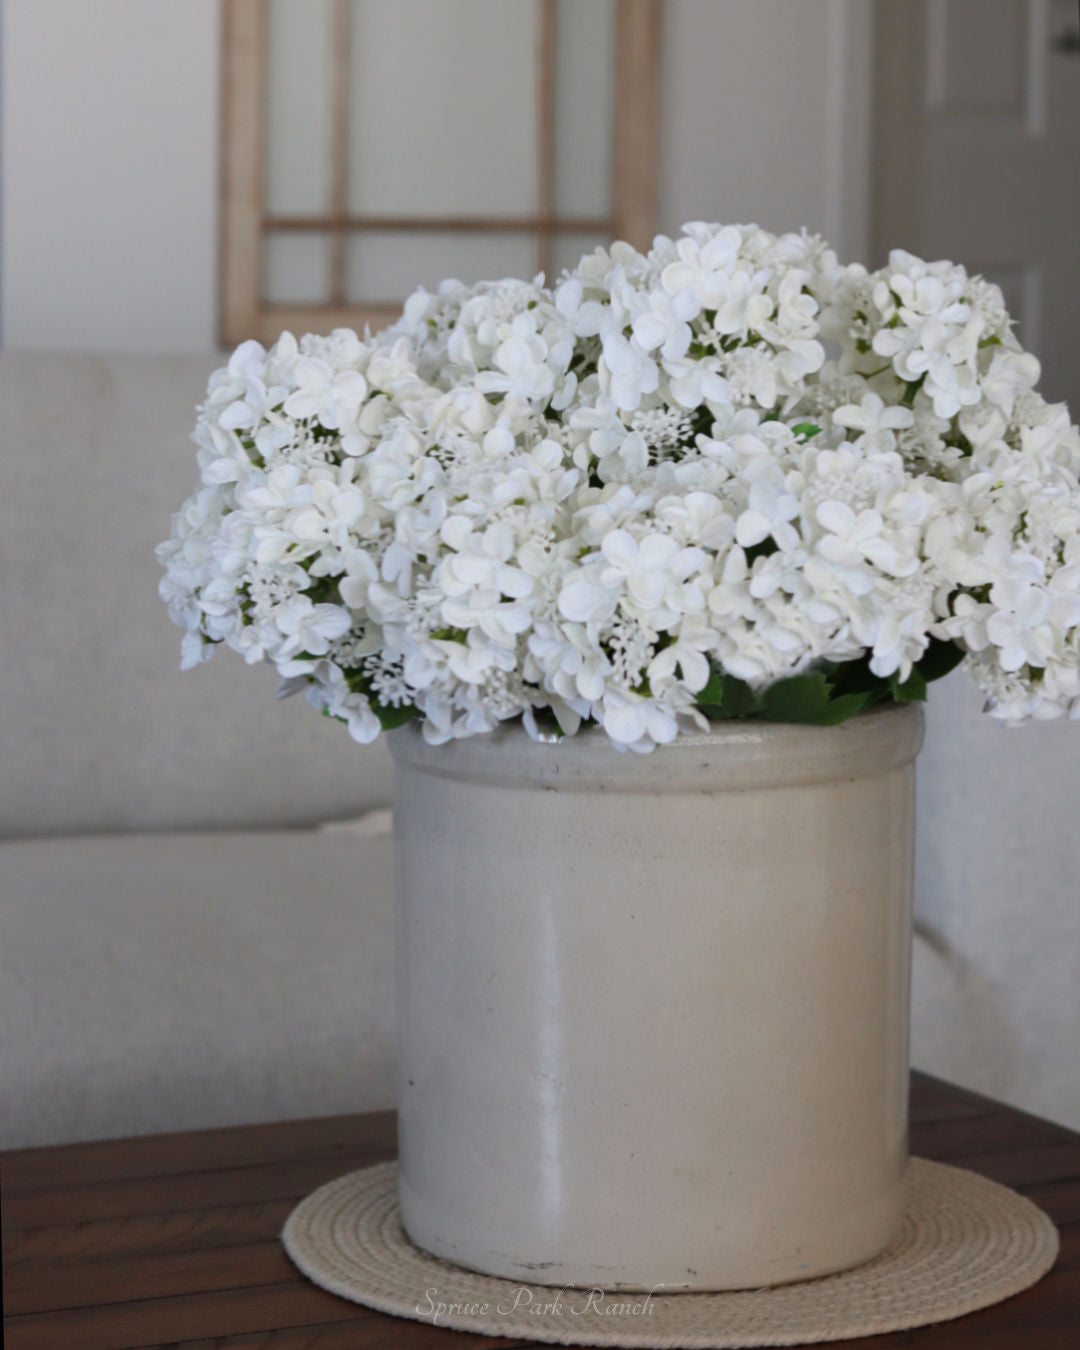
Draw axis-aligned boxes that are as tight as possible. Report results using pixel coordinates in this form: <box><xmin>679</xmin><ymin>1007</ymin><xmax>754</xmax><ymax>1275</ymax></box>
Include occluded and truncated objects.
<box><xmin>760</xmin><ymin>671</ymin><xmax>869</xmax><ymax>725</ymax></box>
<box><xmin>695</xmin><ymin>668</ymin><xmax>728</xmax><ymax>708</ymax></box>
<box><xmin>790</xmin><ymin>422</ymin><xmax>822</xmax><ymax>442</ymax></box>
<box><xmin>760</xmin><ymin>671</ymin><xmax>832</xmax><ymax>720</ymax></box>
<box><xmin>343</xmin><ymin>668</ymin><xmax>368</xmax><ymax>695</ymax></box>
<box><xmin>917</xmin><ymin>637</ymin><xmax>965</xmax><ymax>684</ymax></box>
<box><xmin>688</xmin><ymin>405</ymin><xmax>715</xmax><ymax>439</ymax></box>
<box><xmin>894</xmin><ymin>639</ymin><xmax>967</xmax><ymax>702</ymax></box>
<box><xmin>829</xmin><ymin>662</ymin><xmax>893</xmax><ymax>708</ymax></box>
<box><xmin>372</xmin><ymin>700</ymin><xmax>418</xmax><ymax>730</ymax></box>
<box><xmin>889</xmin><ymin>666</ymin><xmax>927</xmax><ymax>703</ymax></box>
<box><xmin>695</xmin><ymin>667</ymin><xmax>761</xmax><ymax>720</ymax></box>
<box><xmin>743</xmin><ymin>538</ymin><xmax>779</xmax><ymax>564</ymax></box>
<box><xmin>813</xmin><ymin>691</ymin><xmax>874</xmax><ymax>724</ymax></box>
<box><xmin>696</xmin><ymin>645</ymin><xmax>963</xmax><ymax>728</ymax></box>
<box><xmin>305</xmin><ymin>576</ymin><xmax>339</xmax><ymax>604</ymax></box>
<box><xmin>723</xmin><ymin>676</ymin><xmax>762</xmax><ymax>718</ymax></box>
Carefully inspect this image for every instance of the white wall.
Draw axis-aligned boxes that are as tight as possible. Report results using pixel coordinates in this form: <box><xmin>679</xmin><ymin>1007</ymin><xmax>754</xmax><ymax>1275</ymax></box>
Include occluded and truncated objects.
<box><xmin>1</xmin><ymin>0</ymin><xmax>219</xmax><ymax>351</ymax></box>
<box><xmin>659</xmin><ymin>0</ymin><xmax>871</xmax><ymax>261</ymax></box>
<box><xmin>0</xmin><ymin>0</ymin><xmax>871</xmax><ymax>352</ymax></box>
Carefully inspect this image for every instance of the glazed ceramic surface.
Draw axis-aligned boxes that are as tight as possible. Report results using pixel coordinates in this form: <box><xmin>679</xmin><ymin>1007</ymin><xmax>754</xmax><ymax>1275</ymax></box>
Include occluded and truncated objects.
<box><xmin>389</xmin><ymin>704</ymin><xmax>924</xmax><ymax>1291</ymax></box>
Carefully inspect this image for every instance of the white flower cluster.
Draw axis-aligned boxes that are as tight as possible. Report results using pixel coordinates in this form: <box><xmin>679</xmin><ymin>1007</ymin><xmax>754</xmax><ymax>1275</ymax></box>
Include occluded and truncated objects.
<box><xmin>158</xmin><ymin>222</ymin><xmax>1080</xmax><ymax>750</ymax></box>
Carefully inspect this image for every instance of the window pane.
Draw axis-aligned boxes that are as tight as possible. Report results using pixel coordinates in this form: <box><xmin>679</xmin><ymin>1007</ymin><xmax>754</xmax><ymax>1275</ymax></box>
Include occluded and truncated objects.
<box><xmin>264</xmin><ymin>231</ymin><xmax>332</xmax><ymax>303</ymax></box>
<box><xmin>347</xmin><ymin>0</ymin><xmax>538</xmax><ymax>216</ymax></box>
<box><xmin>265</xmin><ymin>0</ymin><xmax>334</xmax><ymax>215</ymax></box>
<box><xmin>554</xmin><ymin>0</ymin><xmax>615</xmax><ymax>217</ymax></box>
<box><xmin>346</xmin><ymin>231</ymin><xmax>540</xmax><ymax>303</ymax></box>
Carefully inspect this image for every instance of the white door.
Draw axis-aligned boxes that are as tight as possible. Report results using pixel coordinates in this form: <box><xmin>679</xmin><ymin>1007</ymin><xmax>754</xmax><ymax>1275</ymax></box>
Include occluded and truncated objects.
<box><xmin>873</xmin><ymin>0</ymin><xmax>1080</xmax><ymax>412</ymax></box>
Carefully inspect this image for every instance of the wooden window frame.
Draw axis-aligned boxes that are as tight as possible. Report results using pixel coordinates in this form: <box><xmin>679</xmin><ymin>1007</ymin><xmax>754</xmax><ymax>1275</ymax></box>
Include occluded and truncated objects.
<box><xmin>220</xmin><ymin>0</ymin><xmax>661</xmax><ymax>345</ymax></box>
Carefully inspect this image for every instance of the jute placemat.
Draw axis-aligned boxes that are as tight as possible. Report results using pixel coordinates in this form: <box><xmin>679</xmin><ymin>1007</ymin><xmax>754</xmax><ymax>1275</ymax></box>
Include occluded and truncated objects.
<box><xmin>282</xmin><ymin>1159</ymin><xmax>1057</xmax><ymax>1347</ymax></box>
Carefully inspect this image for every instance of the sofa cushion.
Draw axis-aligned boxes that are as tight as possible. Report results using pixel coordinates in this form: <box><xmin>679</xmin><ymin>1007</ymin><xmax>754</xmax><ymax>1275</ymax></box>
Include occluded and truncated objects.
<box><xmin>0</xmin><ymin>829</ymin><xmax>395</xmax><ymax>1147</ymax></box>
<box><xmin>0</xmin><ymin>352</ymin><xmax>394</xmax><ymax>838</ymax></box>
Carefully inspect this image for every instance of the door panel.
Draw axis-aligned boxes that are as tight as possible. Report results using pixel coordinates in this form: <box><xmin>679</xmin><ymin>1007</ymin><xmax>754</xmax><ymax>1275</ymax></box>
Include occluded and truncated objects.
<box><xmin>873</xmin><ymin>0</ymin><xmax>1078</xmax><ymax>410</ymax></box>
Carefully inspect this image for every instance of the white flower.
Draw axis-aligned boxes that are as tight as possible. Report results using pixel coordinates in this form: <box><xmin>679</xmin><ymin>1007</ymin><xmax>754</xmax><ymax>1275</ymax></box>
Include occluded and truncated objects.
<box><xmin>648</xmin><ymin>614</ymin><xmax>715</xmax><ymax>692</ymax></box>
<box><xmin>832</xmin><ymin>392</ymin><xmax>914</xmax><ymax>452</ymax></box>
<box><xmin>665</xmin><ymin>354</ymin><xmax>731</xmax><ymax>410</ymax></box>
<box><xmin>558</xmin><ymin>571</ymin><xmax>620</xmax><ymax>625</ymax></box>
<box><xmin>735</xmin><ymin>479</ymin><xmax>800</xmax><ymax>552</ymax></box>
<box><xmin>529</xmin><ymin>620</ymin><xmax>611</xmax><ymax>702</ymax></box>
<box><xmin>218</xmin><ymin>375</ymin><xmax>287</xmax><ymax>434</ymax></box>
<box><xmin>985</xmin><ymin>580</ymin><xmax>1050</xmax><ymax>671</ymax></box>
<box><xmin>440</xmin><ymin>588</ymin><xmax>532</xmax><ymax>644</ymax></box>
<box><xmin>599</xmin><ymin>330</ymin><xmax>659</xmax><ymax>411</ymax></box>
<box><xmin>159</xmin><ymin>222</ymin><xmax>1079</xmax><ymax>746</ymax></box>
<box><xmin>815</xmin><ymin>501</ymin><xmax>905</xmax><ymax>585</ymax></box>
<box><xmin>180</xmin><ymin>630</ymin><xmax>212</xmax><ymax>671</ymax></box>
<box><xmin>599</xmin><ymin>530</ymin><xmax>703</xmax><ymax>611</ymax></box>
<box><xmin>710</xmin><ymin>268</ymin><xmax>773</xmax><ymax>338</ymax></box>
<box><xmin>475</xmin><ymin>330</ymin><xmax>556</xmax><ymax>403</ymax></box>
<box><xmin>600</xmin><ymin>688</ymin><xmax>680</xmax><ymax>748</ymax></box>
<box><xmin>289</xmin><ymin>477</ymin><xmax>366</xmax><ymax>551</ymax></box>
<box><xmin>660</xmin><ymin>225</ymin><xmax>741</xmax><ymax>308</ymax></box>
<box><xmin>282</xmin><ymin>358</ymin><xmax>368</xmax><ymax>428</ymax></box>
<box><xmin>631</xmin><ymin>287</ymin><xmax>700</xmax><ymax>362</ymax></box>
<box><xmin>554</xmin><ymin>277</ymin><xmax>606</xmax><ymax>336</ymax></box>
<box><xmin>980</xmin><ymin>348</ymin><xmax>1040</xmax><ymax>417</ymax></box>
<box><xmin>274</xmin><ymin>597</ymin><xmax>351</xmax><ymax>658</ymax></box>
<box><xmin>239</xmin><ymin>464</ymin><xmax>311</xmax><ymax>513</ymax></box>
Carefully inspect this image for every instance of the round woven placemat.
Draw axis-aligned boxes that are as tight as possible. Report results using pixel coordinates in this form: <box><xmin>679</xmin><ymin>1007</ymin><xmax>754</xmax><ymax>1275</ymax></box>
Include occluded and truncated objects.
<box><xmin>282</xmin><ymin>1159</ymin><xmax>1057</xmax><ymax>1348</ymax></box>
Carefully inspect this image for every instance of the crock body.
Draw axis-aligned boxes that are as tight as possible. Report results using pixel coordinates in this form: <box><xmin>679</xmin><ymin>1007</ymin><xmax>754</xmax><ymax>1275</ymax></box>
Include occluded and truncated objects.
<box><xmin>389</xmin><ymin>703</ymin><xmax>924</xmax><ymax>1291</ymax></box>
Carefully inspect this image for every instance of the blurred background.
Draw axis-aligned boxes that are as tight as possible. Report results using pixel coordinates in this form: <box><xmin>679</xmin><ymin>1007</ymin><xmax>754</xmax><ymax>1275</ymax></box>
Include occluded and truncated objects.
<box><xmin>2</xmin><ymin>0</ymin><xmax>1079</xmax><ymax>1145</ymax></box>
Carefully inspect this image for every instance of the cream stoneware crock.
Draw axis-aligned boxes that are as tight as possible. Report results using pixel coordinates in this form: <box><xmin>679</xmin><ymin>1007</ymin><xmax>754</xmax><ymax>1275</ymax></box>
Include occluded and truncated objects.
<box><xmin>388</xmin><ymin>702</ymin><xmax>924</xmax><ymax>1291</ymax></box>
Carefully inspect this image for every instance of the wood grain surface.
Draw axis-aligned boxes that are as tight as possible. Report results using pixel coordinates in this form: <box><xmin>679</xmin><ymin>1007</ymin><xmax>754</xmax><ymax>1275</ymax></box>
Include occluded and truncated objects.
<box><xmin>2</xmin><ymin>1076</ymin><xmax>1077</xmax><ymax>1348</ymax></box>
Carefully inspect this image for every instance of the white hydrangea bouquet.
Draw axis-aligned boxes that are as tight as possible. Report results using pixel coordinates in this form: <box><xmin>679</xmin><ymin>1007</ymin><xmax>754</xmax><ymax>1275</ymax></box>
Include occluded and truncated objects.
<box><xmin>159</xmin><ymin>222</ymin><xmax>1080</xmax><ymax>751</ymax></box>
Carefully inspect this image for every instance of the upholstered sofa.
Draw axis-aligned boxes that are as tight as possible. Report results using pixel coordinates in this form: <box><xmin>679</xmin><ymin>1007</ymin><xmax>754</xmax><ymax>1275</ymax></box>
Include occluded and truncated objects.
<box><xmin>3</xmin><ymin>353</ymin><xmax>1079</xmax><ymax>1147</ymax></box>
<box><xmin>1</xmin><ymin>354</ymin><xmax>400</xmax><ymax>1148</ymax></box>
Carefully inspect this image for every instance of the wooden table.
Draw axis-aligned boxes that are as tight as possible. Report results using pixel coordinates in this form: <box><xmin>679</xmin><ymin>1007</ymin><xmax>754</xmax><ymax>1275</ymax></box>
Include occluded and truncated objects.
<box><xmin>2</xmin><ymin>1072</ymin><xmax>1077</xmax><ymax>1349</ymax></box>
